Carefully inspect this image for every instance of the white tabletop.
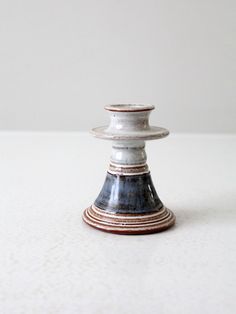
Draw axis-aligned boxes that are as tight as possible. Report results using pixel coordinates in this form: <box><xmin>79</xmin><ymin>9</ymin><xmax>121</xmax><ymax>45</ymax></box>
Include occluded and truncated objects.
<box><xmin>0</xmin><ymin>132</ymin><xmax>235</xmax><ymax>314</ymax></box>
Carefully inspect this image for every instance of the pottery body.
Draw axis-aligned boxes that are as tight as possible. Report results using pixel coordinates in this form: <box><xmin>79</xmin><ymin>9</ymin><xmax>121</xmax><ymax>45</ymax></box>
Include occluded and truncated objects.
<box><xmin>83</xmin><ymin>104</ymin><xmax>175</xmax><ymax>234</ymax></box>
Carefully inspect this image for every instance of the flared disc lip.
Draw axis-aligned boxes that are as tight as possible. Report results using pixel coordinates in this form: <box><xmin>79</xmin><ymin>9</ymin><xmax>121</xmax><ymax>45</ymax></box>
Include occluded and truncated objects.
<box><xmin>90</xmin><ymin>126</ymin><xmax>169</xmax><ymax>140</ymax></box>
<box><xmin>105</xmin><ymin>104</ymin><xmax>155</xmax><ymax>112</ymax></box>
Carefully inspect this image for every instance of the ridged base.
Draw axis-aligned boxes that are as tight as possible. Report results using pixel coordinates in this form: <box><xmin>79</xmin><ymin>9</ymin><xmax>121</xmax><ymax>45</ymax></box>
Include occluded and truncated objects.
<box><xmin>83</xmin><ymin>205</ymin><xmax>175</xmax><ymax>235</ymax></box>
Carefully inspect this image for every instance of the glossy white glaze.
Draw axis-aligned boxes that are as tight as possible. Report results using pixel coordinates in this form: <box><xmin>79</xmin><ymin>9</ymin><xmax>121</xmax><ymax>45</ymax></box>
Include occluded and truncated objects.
<box><xmin>110</xmin><ymin>140</ymin><xmax>146</xmax><ymax>165</ymax></box>
<box><xmin>91</xmin><ymin>104</ymin><xmax>169</xmax><ymax>171</ymax></box>
<box><xmin>91</xmin><ymin>104</ymin><xmax>169</xmax><ymax>141</ymax></box>
<box><xmin>107</xmin><ymin>110</ymin><xmax>151</xmax><ymax>133</ymax></box>
<box><xmin>91</xmin><ymin>125</ymin><xmax>169</xmax><ymax>141</ymax></box>
<box><xmin>104</xmin><ymin>104</ymin><xmax>155</xmax><ymax>112</ymax></box>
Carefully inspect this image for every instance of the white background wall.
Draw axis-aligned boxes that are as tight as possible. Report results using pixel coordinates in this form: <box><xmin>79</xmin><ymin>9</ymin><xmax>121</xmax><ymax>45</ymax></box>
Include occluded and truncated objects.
<box><xmin>0</xmin><ymin>0</ymin><xmax>235</xmax><ymax>132</ymax></box>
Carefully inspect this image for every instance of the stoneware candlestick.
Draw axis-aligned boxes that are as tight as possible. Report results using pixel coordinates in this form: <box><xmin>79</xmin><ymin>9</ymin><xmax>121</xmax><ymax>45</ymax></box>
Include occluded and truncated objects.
<box><xmin>83</xmin><ymin>104</ymin><xmax>175</xmax><ymax>234</ymax></box>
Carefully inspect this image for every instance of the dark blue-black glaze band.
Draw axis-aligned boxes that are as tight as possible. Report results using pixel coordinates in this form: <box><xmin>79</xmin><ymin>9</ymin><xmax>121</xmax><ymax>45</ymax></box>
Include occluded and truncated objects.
<box><xmin>94</xmin><ymin>172</ymin><xmax>163</xmax><ymax>214</ymax></box>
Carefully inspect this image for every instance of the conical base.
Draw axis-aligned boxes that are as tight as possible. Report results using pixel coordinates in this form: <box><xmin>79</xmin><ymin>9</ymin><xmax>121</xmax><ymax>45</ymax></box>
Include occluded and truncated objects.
<box><xmin>93</xmin><ymin>172</ymin><xmax>164</xmax><ymax>214</ymax></box>
<box><xmin>83</xmin><ymin>205</ymin><xmax>175</xmax><ymax>235</ymax></box>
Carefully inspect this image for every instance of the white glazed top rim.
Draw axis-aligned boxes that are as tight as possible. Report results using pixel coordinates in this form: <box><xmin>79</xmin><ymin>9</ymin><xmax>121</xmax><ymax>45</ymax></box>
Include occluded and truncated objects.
<box><xmin>105</xmin><ymin>104</ymin><xmax>155</xmax><ymax>112</ymax></box>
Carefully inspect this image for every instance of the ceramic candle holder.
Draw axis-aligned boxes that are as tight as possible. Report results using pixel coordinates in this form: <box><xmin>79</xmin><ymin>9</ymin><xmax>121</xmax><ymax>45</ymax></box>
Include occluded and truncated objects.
<box><xmin>83</xmin><ymin>104</ymin><xmax>175</xmax><ymax>234</ymax></box>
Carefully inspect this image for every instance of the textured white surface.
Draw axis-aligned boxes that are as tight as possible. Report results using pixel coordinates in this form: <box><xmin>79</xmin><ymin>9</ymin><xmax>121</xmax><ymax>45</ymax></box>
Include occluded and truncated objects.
<box><xmin>0</xmin><ymin>132</ymin><xmax>235</xmax><ymax>314</ymax></box>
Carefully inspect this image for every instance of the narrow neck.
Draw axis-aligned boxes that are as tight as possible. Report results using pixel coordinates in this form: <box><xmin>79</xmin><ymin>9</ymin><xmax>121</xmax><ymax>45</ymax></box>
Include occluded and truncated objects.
<box><xmin>109</xmin><ymin>140</ymin><xmax>149</xmax><ymax>176</ymax></box>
